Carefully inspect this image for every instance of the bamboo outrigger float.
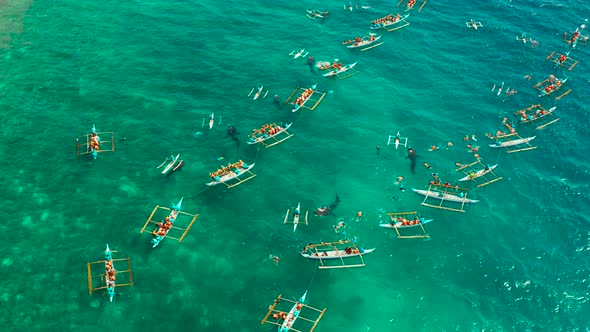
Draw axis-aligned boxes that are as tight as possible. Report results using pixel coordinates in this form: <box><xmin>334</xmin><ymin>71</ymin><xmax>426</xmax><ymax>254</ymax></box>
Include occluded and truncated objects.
<box><xmin>546</xmin><ymin>51</ymin><xmax>578</xmax><ymax>71</ymax></box>
<box><xmin>514</xmin><ymin>104</ymin><xmax>559</xmax><ymax>130</ymax></box>
<box><xmin>381</xmin><ymin>211</ymin><xmax>432</xmax><ymax>239</ymax></box>
<box><xmin>300</xmin><ymin>239</ymin><xmax>375</xmax><ymax>269</ymax></box>
<box><xmin>140</xmin><ymin>197</ymin><xmax>199</xmax><ymax>248</ymax></box>
<box><xmin>412</xmin><ymin>183</ymin><xmax>478</xmax><ymax>213</ymax></box>
<box><xmin>206</xmin><ymin>160</ymin><xmax>256</xmax><ymax>188</ymax></box>
<box><xmin>284</xmin><ymin>84</ymin><xmax>326</xmax><ymax>112</ymax></box>
<box><xmin>248</xmin><ymin>123</ymin><xmax>293</xmax><ymax>148</ymax></box>
<box><xmin>87</xmin><ymin>244</ymin><xmax>133</xmax><ymax>302</ymax></box>
<box><xmin>488</xmin><ymin>132</ymin><xmax>537</xmax><ymax>153</ymax></box>
<box><xmin>284</xmin><ymin>202</ymin><xmax>308</xmax><ymax>232</ymax></box>
<box><xmin>261</xmin><ymin>291</ymin><xmax>326</xmax><ymax>332</ymax></box>
<box><xmin>370</xmin><ymin>13</ymin><xmax>410</xmax><ymax>32</ymax></box>
<box><xmin>455</xmin><ymin>159</ymin><xmax>503</xmax><ymax>188</ymax></box>
<box><xmin>76</xmin><ymin>124</ymin><xmax>114</xmax><ymax>159</ymax></box>
<box><xmin>533</xmin><ymin>75</ymin><xmax>571</xmax><ymax>100</ymax></box>
<box><xmin>397</xmin><ymin>0</ymin><xmax>427</xmax><ymax>12</ymax></box>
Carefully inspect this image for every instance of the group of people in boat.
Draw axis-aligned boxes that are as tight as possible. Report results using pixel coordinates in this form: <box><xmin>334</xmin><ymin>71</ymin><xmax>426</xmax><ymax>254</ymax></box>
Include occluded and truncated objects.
<box><xmin>516</xmin><ymin>106</ymin><xmax>549</xmax><ymax>123</ymax></box>
<box><xmin>105</xmin><ymin>256</ymin><xmax>116</xmax><ymax>288</ymax></box>
<box><xmin>294</xmin><ymin>88</ymin><xmax>314</xmax><ymax>106</ymax></box>
<box><xmin>540</xmin><ymin>75</ymin><xmax>563</xmax><ymax>95</ymax></box>
<box><xmin>430</xmin><ymin>179</ymin><xmax>459</xmax><ymax>188</ymax></box>
<box><xmin>371</xmin><ymin>14</ymin><xmax>402</xmax><ymax>28</ymax></box>
<box><xmin>271</xmin><ymin>303</ymin><xmax>302</xmax><ymax>324</ymax></box>
<box><xmin>392</xmin><ymin>216</ymin><xmax>422</xmax><ymax>227</ymax></box>
<box><xmin>88</xmin><ymin>132</ymin><xmax>100</xmax><ymax>153</ymax></box>
<box><xmin>250</xmin><ymin>123</ymin><xmax>284</xmax><ymax>139</ymax></box>
<box><xmin>152</xmin><ymin>215</ymin><xmax>174</xmax><ymax>237</ymax></box>
<box><xmin>209</xmin><ymin>160</ymin><xmax>246</xmax><ymax>180</ymax></box>
<box><xmin>344</xmin><ymin>34</ymin><xmax>377</xmax><ymax>46</ymax></box>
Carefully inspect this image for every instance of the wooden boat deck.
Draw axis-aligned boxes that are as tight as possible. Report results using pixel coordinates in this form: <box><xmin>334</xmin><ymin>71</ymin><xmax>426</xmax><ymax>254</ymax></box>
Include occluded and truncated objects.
<box><xmin>248</xmin><ymin>124</ymin><xmax>294</xmax><ymax>148</ymax></box>
<box><xmin>140</xmin><ymin>205</ymin><xmax>199</xmax><ymax>244</ymax></box>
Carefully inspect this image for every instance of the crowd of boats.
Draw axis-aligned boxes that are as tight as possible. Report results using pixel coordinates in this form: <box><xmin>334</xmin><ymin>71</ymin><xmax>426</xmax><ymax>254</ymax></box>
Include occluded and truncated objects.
<box><xmin>79</xmin><ymin>3</ymin><xmax>588</xmax><ymax>332</ymax></box>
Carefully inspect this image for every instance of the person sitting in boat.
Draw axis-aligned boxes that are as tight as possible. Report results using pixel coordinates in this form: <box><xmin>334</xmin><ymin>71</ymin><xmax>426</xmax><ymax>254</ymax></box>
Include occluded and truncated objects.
<box><xmin>89</xmin><ymin>132</ymin><xmax>100</xmax><ymax>152</ymax></box>
<box><xmin>345</xmin><ymin>247</ymin><xmax>352</xmax><ymax>254</ymax></box>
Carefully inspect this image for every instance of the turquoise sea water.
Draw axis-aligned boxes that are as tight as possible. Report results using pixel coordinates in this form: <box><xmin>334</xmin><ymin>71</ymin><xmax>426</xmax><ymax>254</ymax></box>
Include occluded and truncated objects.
<box><xmin>1</xmin><ymin>0</ymin><xmax>590</xmax><ymax>331</ymax></box>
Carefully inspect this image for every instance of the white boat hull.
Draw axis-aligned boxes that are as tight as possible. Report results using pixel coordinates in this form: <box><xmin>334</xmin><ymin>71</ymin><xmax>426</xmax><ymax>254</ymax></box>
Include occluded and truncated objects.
<box><xmin>301</xmin><ymin>248</ymin><xmax>376</xmax><ymax>260</ymax></box>
<box><xmin>247</xmin><ymin>123</ymin><xmax>292</xmax><ymax>145</ymax></box>
<box><xmin>380</xmin><ymin>219</ymin><xmax>432</xmax><ymax>229</ymax></box>
<box><xmin>206</xmin><ymin>163</ymin><xmax>256</xmax><ymax>186</ymax></box>
<box><xmin>489</xmin><ymin>136</ymin><xmax>535</xmax><ymax>148</ymax></box>
<box><xmin>458</xmin><ymin>164</ymin><xmax>498</xmax><ymax>181</ymax></box>
<box><xmin>412</xmin><ymin>188</ymin><xmax>479</xmax><ymax>203</ymax></box>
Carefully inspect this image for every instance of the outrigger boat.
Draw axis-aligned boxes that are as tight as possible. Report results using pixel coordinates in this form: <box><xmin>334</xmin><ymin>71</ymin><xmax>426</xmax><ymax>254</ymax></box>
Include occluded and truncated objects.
<box><xmin>380</xmin><ymin>211</ymin><xmax>432</xmax><ymax>239</ymax></box>
<box><xmin>248</xmin><ymin>86</ymin><xmax>269</xmax><ymax>100</ymax></box>
<box><xmin>387</xmin><ymin>131</ymin><xmax>408</xmax><ymax>149</ymax></box>
<box><xmin>488</xmin><ymin>132</ymin><xmax>537</xmax><ymax>153</ymax></box>
<box><xmin>371</xmin><ymin>13</ymin><xmax>409</xmax><ymax>32</ymax></box>
<box><xmin>564</xmin><ymin>26</ymin><xmax>588</xmax><ymax>49</ymax></box>
<box><xmin>284</xmin><ymin>202</ymin><xmax>309</xmax><ymax>232</ymax></box>
<box><xmin>87</xmin><ymin>244</ymin><xmax>133</xmax><ymax>302</ymax></box>
<box><xmin>202</xmin><ymin>112</ymin><xmax>221</xmax><ymax>129</ymax></box>
<box><xmin>300</xmin><ymin>239</ymin><xmax>375</xmax><ymax>269</ymax></box>
<box><xmin>323</xmin><ymin>61</ymin><xmax>358</xmax><ymax>79</ymax></box>
<box><xmin>343</xmin><ymin>34</ymin><xmax>383</xmax><ymax>52</ymax></box>
<box><xmin>206</xmin><ymin>160</ymin><xmax>256</xmax><ymax>188</ymax></box>
<box><xmin>284</xmin><ymin>84</ymin><xmax>326</xmax><ymax>113</ymax></box>
<box><xmin>514</xmin><ymin>104</ymin><xmax>559</xmax><ymax>130</ymax></box>
<box><xmin>413</xmin><ymin>183</ymin><xmax>478</xmax><ymax>212</ymax></box>
<box><xmin>157</xmin><ymin>153</ymin><xmax>184</xmax><ymax>175</ymax></box>
<box><xmin>140</xmin><ymin>197</ymin><xmax>199</xmax><ymax>248</ymax></box>
<box><xmin>466</xmin><ymin>19</ymin><xmax>483</xmax><ymax>30</ymax></box>
<box><xmin>248</xmin><ymin>123</ymin><xmax>293</xmax><ymax>148</ymax></box>
<box><xmin>533</xmin><ymin>75</ymin><xmax>571</xmax><ymax>100</ymax></box>
<box><xmin>397</xmin><ymin>0</ymin><xmax>427</xmax><ymax>12</ymax></box>
<box><xmin>456</xmin><ymin>160</ymin><xmax>502</xmax><ymax>188</ymax></box>
<box><xmin>76</xmin><ymin>124</ymin><xmax>115</xmax><ymax>159</ymax></box>
<box><xmin>306</xmin><ymin>9</ymin><xmax>329</xmax><ymax>20</ymax></box>
<box><xmin>261</xmin><ymin>291</ymin><xmax>326</xmax><ymax>332</ymax></box>
<box><xmin>289</xmin><ymin>48</ymin><xmax>309</xmax><ymax>59</ymax></box>
<box><xmin>546</xmin><ymin>51</ymin><xmax>578</xmax><ymax>71</ymax></box>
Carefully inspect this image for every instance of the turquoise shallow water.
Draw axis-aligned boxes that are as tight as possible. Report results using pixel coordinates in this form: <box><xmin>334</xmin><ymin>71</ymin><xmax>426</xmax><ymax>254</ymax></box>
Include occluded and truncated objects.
<box><xmin>1</xmin><ymin>0</ymin><xmax>590</xmax><ymax>331</ymax></box>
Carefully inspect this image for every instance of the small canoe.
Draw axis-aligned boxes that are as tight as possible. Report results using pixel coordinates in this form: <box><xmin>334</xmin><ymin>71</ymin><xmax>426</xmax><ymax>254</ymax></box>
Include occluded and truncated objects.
<box><xmin>301</xmin><ymin>248</ymin><xmax>376</xmax><ymax>260</ymax></box>
<box><xmin>293</xmin><ymin>202</ymin><xmax>301</xmax><ymax>232</ymax></box>
<box><xmin>489</xmin><ymin>136</ymin><xmax>536</xmax><ymax>148</ymax></box>
<box><xmin>104</xmin><ymin>243</ymin><xmax>116</xmax><ymax>302</ymax></box>
<box><xmin>161</xmin><ymin>154</ymin><xmax>180</xmax><ymax>175</ymax></box>
<box><xmin>458</xmin><ymin>164</ymin><xmax>498</xmax><ymax>181</ymax></box>
<box><xmin>395</xmin><ymin>131</ymin><xmax>401</xmax><ymax>149</ymax></box>
<box><xmin>412</xmin><ymin>188</ymin><xmax>479</xmax><ymax>203</ymax></box>
<box><xmin>379</xmin><ymin>219</ymin><xmax>432</xmax><ymax>229</ymax></box>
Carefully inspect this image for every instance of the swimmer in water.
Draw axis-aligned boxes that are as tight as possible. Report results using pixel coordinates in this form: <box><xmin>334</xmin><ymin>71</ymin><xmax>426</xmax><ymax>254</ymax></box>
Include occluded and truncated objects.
<box><xmin>376</xmin><ymin>144</ymin><xmax>380</xmax><ymax>155</ymax></box>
